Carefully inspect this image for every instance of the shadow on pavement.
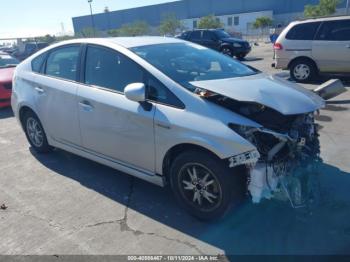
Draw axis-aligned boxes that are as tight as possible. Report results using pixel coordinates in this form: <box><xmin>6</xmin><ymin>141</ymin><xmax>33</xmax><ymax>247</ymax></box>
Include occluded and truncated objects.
<box><xmin>30</xmin><ymin>148</ymin><xmax>350</xmax><ymax>255</ymax></box>
<box><xmin>0</xmin><ymin>107</ymin><xmax>14</xmax><ymax>119</ymax></box>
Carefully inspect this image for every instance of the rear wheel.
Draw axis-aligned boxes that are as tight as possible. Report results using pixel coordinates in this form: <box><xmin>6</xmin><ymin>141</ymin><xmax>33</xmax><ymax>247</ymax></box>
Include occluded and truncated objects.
<box><xmin>170</xmin><ymin>150</ymin><xmax>246</xmax><ymax>221</ymax></box>
<box><xmin>23</xmin><ymin>111</ymin><xmax>52</xmax><ymax>153</ymax></box>
<box><xmin>290</xmin><ymin>59</ymin><xmax>317</xmax><ymax>83</ymax></box>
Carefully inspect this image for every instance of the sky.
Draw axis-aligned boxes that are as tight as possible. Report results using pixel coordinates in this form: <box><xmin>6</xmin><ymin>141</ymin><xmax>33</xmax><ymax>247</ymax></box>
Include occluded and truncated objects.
<box><xmin>0</xmin><ymin>0</ymin><xmax>178</xmax><ymax>39</ymax></box>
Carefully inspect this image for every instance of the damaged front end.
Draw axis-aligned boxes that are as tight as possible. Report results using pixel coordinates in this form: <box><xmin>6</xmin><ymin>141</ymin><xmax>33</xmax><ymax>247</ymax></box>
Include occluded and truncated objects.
<box><xmin>208</xmin><ymin>94</ymin><xmax>322</xmax><ymax>208</ymax></box>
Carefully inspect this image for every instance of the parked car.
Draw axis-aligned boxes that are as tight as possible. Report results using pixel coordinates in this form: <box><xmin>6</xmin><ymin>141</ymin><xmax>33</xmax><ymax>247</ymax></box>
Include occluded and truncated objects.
<box><xmin>178</xmin><ymin>29</ymin><xmax>251</xmax><ymax>60</ymax></box>
<box><xmin>273</xmin><ymin>16</ymin><xmax>350</xmax><ymax>82</ymax></box>
<box><xmin>13</xmin><ymin>42</ymin><xmax>49</xmax><ymax>61</ymax></box>
<box><xmin>12</xmin><ymin>37</ymin><xmax>324</xmax><ymax>220</ymax></box>
<box><xmin>0</xmin><ymin>53</ymin><xmax>19</xmax><ymax>108</ymax></box>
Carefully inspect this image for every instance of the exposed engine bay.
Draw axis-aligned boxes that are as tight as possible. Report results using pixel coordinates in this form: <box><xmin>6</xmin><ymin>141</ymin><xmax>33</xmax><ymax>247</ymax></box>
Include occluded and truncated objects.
<box><xmin>205</xmin><ymin>93</ymin><xmax>322</xmax><ymax>208</ymax></box>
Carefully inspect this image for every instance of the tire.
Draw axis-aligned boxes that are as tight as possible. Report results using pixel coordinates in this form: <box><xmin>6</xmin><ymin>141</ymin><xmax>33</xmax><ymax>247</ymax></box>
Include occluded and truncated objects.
<box><xmin>290</xmin><ymin>59</ymin><xmax>318</xmax><ymax>83</ymax></box>
<box><xmin>236</xmin><ymin>54</ymin><xmax>246</xmax><ymax>60</ymax></box>
<box><xmin>221</xmin><ymin>47</ymin><xmax>233</xmax><ymax>57</ymax></box>
<box><xmin>22</xmin><ymin>110</ymin><xmax>52</xmax><ymax>153</ymax></box>
<box><xmin>170</xmin><ymin>150</ymin><xmax>246</xmax><ymax>221</ymax></box>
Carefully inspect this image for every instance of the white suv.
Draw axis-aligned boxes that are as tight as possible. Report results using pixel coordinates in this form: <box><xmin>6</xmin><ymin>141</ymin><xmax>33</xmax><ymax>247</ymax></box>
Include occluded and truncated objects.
<box><xmin>274</xmin><ymin>16</ymin><xmax>350</xmax><ymax>82</ymax></box>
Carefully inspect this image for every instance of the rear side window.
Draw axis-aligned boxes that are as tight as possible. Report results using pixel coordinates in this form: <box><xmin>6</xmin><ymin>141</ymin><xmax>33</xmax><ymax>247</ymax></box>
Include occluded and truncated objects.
<box><xmin>190</xmin><ymin>31</ymin><xmax>202</xmax><ymax>40</ymax></box>
<box><xmin>31</xmin><ymin>53</ymin><xmax>46</xmax><ymax>73</ymax></box>
<box><xmin>203</xmin><ymin>31</ymin><xmax>215</xmax><ymax>40</ymax></box>
<box><xmin>45</xmin><ymin>46</ymin><xmax>80</xmax><ymax>81</ymax></box>
<box><xmin>316</xmin><ymin>20</ymin><xmax>350</xmax><ymax>41</ymax></box>
<box><xmin>84</xmin><ymin>45</ymin><xmax>143</xmax><ymax>93</ymax></box>
<box><xmin>286</xmin><ymin>22</ymin><xmax>321</xmax><ymax>40</ymax></box>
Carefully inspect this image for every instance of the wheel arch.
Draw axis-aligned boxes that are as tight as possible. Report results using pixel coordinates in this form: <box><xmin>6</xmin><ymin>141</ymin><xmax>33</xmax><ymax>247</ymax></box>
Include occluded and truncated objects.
<box><xmin>288</xmin><ymin>56</ymin><xmax>319</xmax><ymax>72</ymax></box>
<box><xmin>220</xmin><ymin>44</ymin><xmax>233</xmax><ymax>52</ymax></box>
<box><xmin>19</xmin><ymin>105</ymin><xmax>37</xmax><ymax>129</ymax></box>
<box><xmin>161</xmin><ymin>143</ymin><xmax>224</xmax><ymax>183</ymax></box>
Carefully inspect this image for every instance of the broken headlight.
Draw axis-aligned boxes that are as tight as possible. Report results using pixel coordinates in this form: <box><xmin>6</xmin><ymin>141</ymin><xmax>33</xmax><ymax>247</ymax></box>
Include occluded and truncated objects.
<box><xmin>228</xmin><ymin>123</ymin><xmax>257</xmax><ymax>140</ymax></box>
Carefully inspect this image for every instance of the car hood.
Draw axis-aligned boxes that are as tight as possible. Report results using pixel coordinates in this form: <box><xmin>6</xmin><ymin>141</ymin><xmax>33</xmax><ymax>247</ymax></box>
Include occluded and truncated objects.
<box><xmin>0</xmin><ymin>67</ymin><xmax>15</xmax><ymax>82</ymax></box>
<box><xmin>190</xmin><ymin>73</ymin><xmax>325</xmax><ymax>115</ymax></box>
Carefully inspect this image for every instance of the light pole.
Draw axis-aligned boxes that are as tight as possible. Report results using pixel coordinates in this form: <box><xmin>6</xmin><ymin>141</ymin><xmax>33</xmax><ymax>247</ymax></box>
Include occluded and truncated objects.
<box><xmin>87</xmin><ymin>0</ymin><xmax>96</xmax><ymax>37</ymax></box>
<box><xmin>347</xmin><ymin>0</ymin><xmax>349</xmax><ymax>15</ymax></box>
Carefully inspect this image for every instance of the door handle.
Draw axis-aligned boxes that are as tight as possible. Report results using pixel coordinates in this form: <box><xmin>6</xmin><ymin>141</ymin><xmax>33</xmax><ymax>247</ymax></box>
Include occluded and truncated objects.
<box><xmin>79</xmin><ymin>101</ymin><xmax>94</xmax><ymax>111</ymax></box>
<box><xmin>34</xmin><ymin>87</ymin><xmax>45</xmax><ymax>94</ymax></box>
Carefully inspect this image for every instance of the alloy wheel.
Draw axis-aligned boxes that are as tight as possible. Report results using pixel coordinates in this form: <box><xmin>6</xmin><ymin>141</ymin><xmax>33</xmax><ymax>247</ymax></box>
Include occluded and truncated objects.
<box><xmin>26</xmin><ymin>117</ymin><xmax>44</xmax><ymax>147</ymax></box>
<box><xmin>178</xmin><ymin>163</ymin><xmax>223</xmax><ymax>212</ymax></box>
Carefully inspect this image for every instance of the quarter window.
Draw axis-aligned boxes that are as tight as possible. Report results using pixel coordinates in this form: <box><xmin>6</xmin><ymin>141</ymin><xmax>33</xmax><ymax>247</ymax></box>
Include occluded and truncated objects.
<box><xmin>84</xmin><ymin>46</ymin><xmax>143</xmax><ymax>93</ymax></box>
<box><xmin>147</xmin><ymin>75</ymin><xmax>184</xmax><ymax>108</ymax></box>
<box><xmin>316</xmin><ymin>20</ymin><xmax>350</xmax><ymax>41</ymax></box>
<box><xmin>286</xmin><ymin>22</ymin><xmax>321</xmax><ymax>40</ymax></box>
<box><xmin>45</xmin><ymin>46</ymin><xmax>80</xmax><ymax>81</ymax></box>
<box><xmin>31</xmin><ymin>53</ymin><xmax>47</xmax><ymax>73</ymax></box>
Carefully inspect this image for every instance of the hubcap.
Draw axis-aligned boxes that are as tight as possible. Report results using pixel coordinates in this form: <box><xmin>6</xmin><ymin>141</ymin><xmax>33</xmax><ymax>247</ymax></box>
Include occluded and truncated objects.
<box><xmin>178</xmin><ymin>163</ymin><xmax>222</xmax><ymax>212</ymax></box>
<box><xmin>26</xmin><ymin>117</ymin><xmax>44</xmax><ymax>147</ymax></box>
<box><xmin>293</xmin><ymin>64</ymin><xmax>310</xmax><ymax>80</ymax></box>
<box><xmin>222</xmin><ymin>48</ymin><xmax>232</xmax><ymax>56</ymax></box>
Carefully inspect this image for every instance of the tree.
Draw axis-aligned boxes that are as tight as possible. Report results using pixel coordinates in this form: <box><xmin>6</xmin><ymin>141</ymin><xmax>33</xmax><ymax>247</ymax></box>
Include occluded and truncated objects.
<box><xmin>198</xmin><ymin>15</ymin><xmax>223</xmax><ymax>29</ymax></box>
<box><xmin>78</xmin><ymin>27</ymin><xmax>99</xmax><ymax>38</ymax></box>
<box><xmin>36</xmin><ymin>34</ymin><xmax>56</xmax><ymax>44</ymax></box>
<box><xmin>116</xmin><ymin>21</ymin><xmax>149</xmax><ymax>36</ymax></box>
<box><xmin>304</xmin><ymin>0</ymin><xmax>340</xmax><ymax>18</ymax></box>
<box><xmin>159</xmin><ymin>14</ymin><xmax>182</xmax><ymax>36</ymax></box>
<box><xmin>253</xmin><ymin>16</ymin><xmax>273</xmax><ymax>30</ymax></box>
<box><xmin>107</xmin><ymin>29</ymin><xmax>119</xmax><ymax>37</ymax></box>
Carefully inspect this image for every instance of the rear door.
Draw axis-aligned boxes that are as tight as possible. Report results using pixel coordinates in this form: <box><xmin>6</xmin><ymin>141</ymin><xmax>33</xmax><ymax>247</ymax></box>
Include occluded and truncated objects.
<box><xmin>34</xmin><ymin>45</ymin><xmax>82</xmax><ymax>145</ymax></box>
<box><xmin>202</xmin><ymin>31</ymin><xmax>219</xmax><ymax>50</ymax></box>
<box><xmin>189</xmin><ymin>30</ymin><xmax>203</xmax><ymax>46</ymax></box>
<box><xmin>313</xmin><ymin>19</ymin><xmax>350</xmax><ymax>73</ymax></box>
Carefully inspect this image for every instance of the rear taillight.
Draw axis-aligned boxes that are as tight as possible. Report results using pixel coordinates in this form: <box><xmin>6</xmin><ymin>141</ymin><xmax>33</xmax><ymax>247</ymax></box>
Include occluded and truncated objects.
<box><xmin>273</xmin><ymin>43</ymin><xmax>283</xmax><ymax>50</ymax></box>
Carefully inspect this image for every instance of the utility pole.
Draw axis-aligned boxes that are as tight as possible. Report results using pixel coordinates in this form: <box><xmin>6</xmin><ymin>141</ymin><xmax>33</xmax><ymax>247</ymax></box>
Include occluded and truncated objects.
<box><xmin>87</xmin><ymin>0</ymin><xmax>96</xmax><ymax>37</ymax></box>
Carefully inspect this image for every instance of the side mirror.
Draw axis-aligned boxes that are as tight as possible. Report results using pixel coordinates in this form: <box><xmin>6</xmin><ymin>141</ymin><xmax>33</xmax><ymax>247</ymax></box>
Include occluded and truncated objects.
<box><xmin>124</xmin><ymin>83</ymin><xmax>146</xmax><ymax>103</ymax></box>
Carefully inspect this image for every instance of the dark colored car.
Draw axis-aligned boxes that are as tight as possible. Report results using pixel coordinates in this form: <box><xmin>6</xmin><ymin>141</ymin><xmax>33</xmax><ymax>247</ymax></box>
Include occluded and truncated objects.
<box><xmin>178</xmin><ymin>29</ymin><xmax>251</xmax><ymax>60</ymax></box>
<box><xmin>0</xmin><ymin>53</ymin><xmax>19</xmax><ymax>108</ymax></box>
<box><xmin>12</xmin><ymin>42</ymin><xmax>49</xmax><ymax>61</ymax></box>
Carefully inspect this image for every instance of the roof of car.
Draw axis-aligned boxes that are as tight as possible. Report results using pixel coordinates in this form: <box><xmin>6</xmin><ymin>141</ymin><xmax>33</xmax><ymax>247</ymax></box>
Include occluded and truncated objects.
<box><xmin>58</xmin><ymin>36</ymin><xmax>186</xmax><ymax>49</ymax></box>
<box><xmin>292</xmin><ymin>15</ymin><xmax>350</xmax><ymax>24</ymax></box>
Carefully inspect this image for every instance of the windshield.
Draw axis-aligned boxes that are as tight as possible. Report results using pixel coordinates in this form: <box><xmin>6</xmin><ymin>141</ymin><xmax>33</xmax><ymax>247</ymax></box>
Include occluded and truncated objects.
<box><xmin>0</xmin><ymin>56</ymin><xmax>19</xmax><ymax>68</ymax></box>
<box><xmin>215</xmin><ymin>30</ymin><xmax>231</xmax><ymax>39</ymax></box>
<box><xmin>131</xmin><ymin>43</ymin><xmax>257</xmax><ymax>91</ymax></box>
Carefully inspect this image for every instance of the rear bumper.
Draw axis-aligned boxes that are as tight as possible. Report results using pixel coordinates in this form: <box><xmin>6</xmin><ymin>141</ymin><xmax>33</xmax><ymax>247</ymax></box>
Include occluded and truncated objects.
<box><xmin>0</xmin><ymin>99</ymin><xmax>11</xmax><ymax>108</ymax></box>
<box><xmin>0</xmin><ymin>90</ymin><xmax>11</xmax><ymax>108</ymax></box>
<box><xmin>234</xmin><ymin>46</ymin><xmax>251</xmax><ymax>55</ymax></box>
<box><xmin>273</xmin><ymin>57</ymin><xmax>290</xmax><ymax>70</ymax></box>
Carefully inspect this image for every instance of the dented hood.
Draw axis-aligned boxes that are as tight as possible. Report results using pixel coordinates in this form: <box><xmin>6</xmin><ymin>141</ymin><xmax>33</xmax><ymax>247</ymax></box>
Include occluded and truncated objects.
<box><xmin>191</xmin><ymin>73</ymin><xmax>325</xmax><ymax>115</ymax></box>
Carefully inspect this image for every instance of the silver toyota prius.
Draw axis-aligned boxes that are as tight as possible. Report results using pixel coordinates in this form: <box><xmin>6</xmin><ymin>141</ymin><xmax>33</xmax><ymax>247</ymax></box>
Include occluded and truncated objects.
<box><xmin>12</xmin><ymin>37</ymin><xmax>325</xmax><ymax>220</ymax></box>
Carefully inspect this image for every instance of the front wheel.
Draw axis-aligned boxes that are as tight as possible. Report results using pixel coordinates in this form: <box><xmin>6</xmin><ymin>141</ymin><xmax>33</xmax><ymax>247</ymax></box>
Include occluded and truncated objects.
<box><xmin>170</xmin><ymin>151</ymin><xmax>246</xmax><ymax>221</ymax></box>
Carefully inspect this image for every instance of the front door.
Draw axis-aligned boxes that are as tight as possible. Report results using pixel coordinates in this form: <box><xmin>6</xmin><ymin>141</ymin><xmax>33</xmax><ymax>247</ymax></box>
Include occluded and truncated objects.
<box><xmin>77</xmin><ymin>45</ymin><xmax>156</xmax><ymax>173</ymax></box>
